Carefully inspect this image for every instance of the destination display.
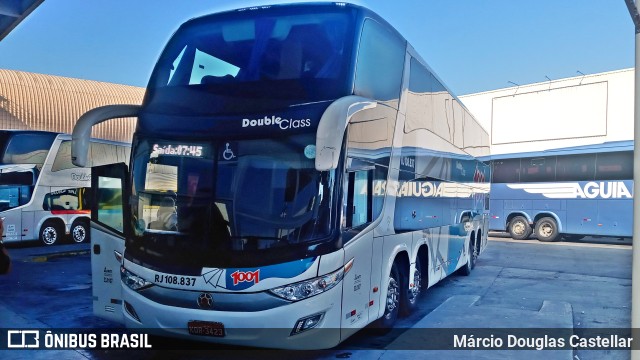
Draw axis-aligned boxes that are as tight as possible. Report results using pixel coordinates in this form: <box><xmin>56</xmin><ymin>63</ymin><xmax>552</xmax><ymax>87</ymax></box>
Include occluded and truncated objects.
<box><xmin>151</xmin><ymin>144</ymin><xmax>205</xmax><ymax>158</ymax></box>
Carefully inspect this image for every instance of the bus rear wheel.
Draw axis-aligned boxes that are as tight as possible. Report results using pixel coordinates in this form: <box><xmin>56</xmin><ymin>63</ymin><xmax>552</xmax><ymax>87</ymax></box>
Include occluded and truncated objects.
<box><xmin>401</xmin><ymin>256</ymin><xmax>423</xmax><ymax>316</ymax></box>
<box><xmin>40</xmin><ymin>221</ymin><xmax>62</xmax><ymax>246</ymax></box>
<box><xmin>71</xmin><ymin>220</ymin><xmax>90</xmax><ymax>243</ymax></box>
<box><xmin>459</xmin><ymin>237</ymin><xmax>476</xmax><ymax>276</ymax></box>
<box><xmin>508</xmin><ymin>216</ymin><xmax>532</xmax><ymax>240</ymax></box>
<box><xmin>535</xmin><ymin>217</ymin><xmax>559</xmax><ymax>242</ymax></box>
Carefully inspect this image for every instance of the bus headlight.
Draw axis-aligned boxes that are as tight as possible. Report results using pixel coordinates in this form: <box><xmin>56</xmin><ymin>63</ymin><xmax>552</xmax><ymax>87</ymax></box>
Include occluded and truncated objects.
<box><xmin>121</xmin><ymin>266</ymin><xmax>153</xmax><ymax>291</ymax></box>
<box><xmin>269</xmin><ymin>259</ymin><xmax>353</xmax><ymax>302</ymax></box>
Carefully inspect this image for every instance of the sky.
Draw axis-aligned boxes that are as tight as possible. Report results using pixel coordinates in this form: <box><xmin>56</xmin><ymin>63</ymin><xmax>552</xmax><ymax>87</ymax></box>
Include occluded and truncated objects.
<box><xmin>0</xmin><ymin>0</ymin><xmax>634</xmax><ymax>95</ymax></box>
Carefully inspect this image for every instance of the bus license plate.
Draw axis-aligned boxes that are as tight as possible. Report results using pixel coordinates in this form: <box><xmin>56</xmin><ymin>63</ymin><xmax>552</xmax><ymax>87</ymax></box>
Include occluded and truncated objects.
<box><xmin>188</xmin><ymin>320</ymin><xmax>225</xmax><ymax>337</ymax></box>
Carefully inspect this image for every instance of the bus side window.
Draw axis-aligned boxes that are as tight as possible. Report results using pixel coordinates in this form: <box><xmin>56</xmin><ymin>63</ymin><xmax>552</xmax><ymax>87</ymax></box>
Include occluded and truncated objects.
<box><xmin>353</xmin><ymin>18</ymin><xmax>405</xmax><ymax>106</ymax></box>
<box><xmin>346</xmin><ymin>169</ymin><xmax>373</xmax><ymax>228</ymax></box>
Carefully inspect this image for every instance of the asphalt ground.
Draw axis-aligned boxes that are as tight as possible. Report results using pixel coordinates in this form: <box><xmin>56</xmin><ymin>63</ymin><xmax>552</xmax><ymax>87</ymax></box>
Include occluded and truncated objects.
<box><xmin>0</xmin><ymin>234</ymin><xmax>632</xmax><ymax>359</ymax></box>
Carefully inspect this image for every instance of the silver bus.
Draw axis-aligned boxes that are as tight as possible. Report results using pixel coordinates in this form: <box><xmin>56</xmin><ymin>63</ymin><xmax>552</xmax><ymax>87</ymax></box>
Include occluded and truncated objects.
<box><xmin>0</xmin><ymin>130</ymin><xmax>130</xmax><ymax>245</ymax></box>
<box><xmin>73</xmin><ymin>2</ymin><xmax>490</xmax><ymax>349</ymax></box>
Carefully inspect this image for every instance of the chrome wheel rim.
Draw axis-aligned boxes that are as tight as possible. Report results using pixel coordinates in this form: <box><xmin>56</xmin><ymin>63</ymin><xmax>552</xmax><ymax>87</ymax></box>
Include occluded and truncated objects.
<box><xmin>470</xmin><ymin>241</ymin><xmax>477</xmax><ymax>265</ymax></box>
<box><xmin>42</xmin><ymin>227</ymin><xmax>57</xmax><ymax>245</ymax></box>
<box><xmin>384</xmin><ymin>276</ymin><xmax>399</xmax><ymax>319</ymax></box>
<box><xmin>409</xmin><ymin>268</ymin><xmax>422</xmax><ymax>304</ymax></box>
<box><xmin>72</xmin><ymin>225</ymin><xmax>86</xmax><ymax>243</ymax></box>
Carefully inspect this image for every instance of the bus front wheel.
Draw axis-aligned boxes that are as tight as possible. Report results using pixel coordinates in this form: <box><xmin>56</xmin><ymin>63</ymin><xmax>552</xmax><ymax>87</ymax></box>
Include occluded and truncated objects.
<box><xmin>377</xmin><ymin>262</ymin><xmax>401</xmax><ymax>329</ymax></box>
<box><xmin>535</xmin><ymin>217</ymin><xmax>559</xmax><ymax>242</ymax></box>
<box><xmin>40</xmin><ymin>221</ymin><xmax>62</xmax><ymax>246</ymax></box>
<box><xmin>508</xmin><ymin>216</ymin><xmax>532</xmax><ymax>240</ymax></box>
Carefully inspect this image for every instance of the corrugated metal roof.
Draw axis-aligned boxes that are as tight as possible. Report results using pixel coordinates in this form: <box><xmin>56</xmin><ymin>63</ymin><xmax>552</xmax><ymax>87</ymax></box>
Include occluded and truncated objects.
<box><xmin>0</xmin><ymin>69</ymin><xmax>145</xmax><ymax>142</ymax></box>
<box><xmin>0</xmin><ymin>0</ymin><xmax>45</xmax><ymax>41</ymax></box>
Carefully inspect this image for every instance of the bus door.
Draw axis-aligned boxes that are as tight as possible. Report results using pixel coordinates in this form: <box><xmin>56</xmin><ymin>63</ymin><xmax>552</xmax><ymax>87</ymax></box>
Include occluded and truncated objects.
<box><xmin>488</xmin><ymin>196</ymin><xmax>504</xmax><ymax>231</ymax></box>
<box><xmin>597</xmin><ymin>199</ymin><xmax>632</xmax><ymax>236</ymax></box>
<box><xmin>90</xmin><ymin>162</ymin><xmax>128</xmax><ymax>324</ymax></box>
<box><xmin>341</xmin><ymin>168</ymin><xmax>374</xmax><ymax>336</ymax></box>
<box><xmin>341</xmin><ymin>233</ymin><xmax>373</xmax><ymax>335</ymax></box>
<box><xmin>566</xmin><ymin>199</ymin><xmax>597</xmax><ymax>235</ymax></box>
<box><xmin>1</xmin><ymin>210</ymin><xmax>22</xmax><ymax>242</ymax></box>
<box><xmin>20</xmin><ymin>211</ymin><xmax>33</xmax><ymax>241</ymax></box>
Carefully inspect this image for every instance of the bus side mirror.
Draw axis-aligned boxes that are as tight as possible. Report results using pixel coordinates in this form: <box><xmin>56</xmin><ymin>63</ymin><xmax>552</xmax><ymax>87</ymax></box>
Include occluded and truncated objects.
<box><xmin>72</xmin><ymin>104</ymin><xmax>141</xmax><ymax>167</ymax></box>
<box><xmin>315</xmin><ymin>96</ymin><xmax>376</xmax><ymax>171</ymax></box>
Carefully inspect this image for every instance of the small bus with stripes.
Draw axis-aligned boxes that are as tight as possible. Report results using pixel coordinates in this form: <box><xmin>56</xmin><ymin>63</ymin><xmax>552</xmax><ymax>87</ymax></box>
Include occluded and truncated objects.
<box><xmin>0</xmin><ymin>130</ymin><xmax>130</xmax><ymax>245</ymax></box>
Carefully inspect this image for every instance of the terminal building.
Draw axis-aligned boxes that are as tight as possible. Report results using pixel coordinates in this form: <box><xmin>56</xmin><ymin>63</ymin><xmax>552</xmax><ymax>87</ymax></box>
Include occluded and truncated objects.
<box><xmin>460</xmin><ymin>68</ymin><xmax>633</xmax><ymax>156</ymax></box>
<box><xmin>1</xmin><ymin>1</ymin><xmax>145</xmax><ymax>143</ymax></box>
<box><xmin>0</xmin><ymin>69</ymin><xmax>144</xmax><ymax>142</ymax></box>
<box><xmin>0</xmin><ymin>66</ymin><xmax>631</xmax><ymax>149</ymax></box>
<box><xmin>460</xmin><ymin>68</ymin><xmax>634</xmax><ymax>241</ymax></box>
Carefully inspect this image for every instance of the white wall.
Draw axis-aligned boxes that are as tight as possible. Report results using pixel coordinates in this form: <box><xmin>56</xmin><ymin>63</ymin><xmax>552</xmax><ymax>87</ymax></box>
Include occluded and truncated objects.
<box><xmin>459</xmin><ymin>68</ymin><xmax>633</xmax><ymax>155</ymax></box>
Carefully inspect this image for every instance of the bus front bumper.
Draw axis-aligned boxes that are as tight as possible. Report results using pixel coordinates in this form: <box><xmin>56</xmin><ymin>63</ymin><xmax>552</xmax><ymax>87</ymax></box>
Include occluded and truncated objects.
<box><xmin>121</xmin><ymin>284</ymin><xmax>343</xmax><ymax>350</ymax></box>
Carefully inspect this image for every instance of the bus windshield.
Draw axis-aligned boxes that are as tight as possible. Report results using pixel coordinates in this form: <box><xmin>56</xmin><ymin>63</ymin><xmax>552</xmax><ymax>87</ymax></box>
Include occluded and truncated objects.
<box><xmin>129</xmin><ymin>134</ymin><xmax>337</xmax><ymax>269</ymax></box>
<box><xmin>145</xmin><ymin>8</ymin><xmax>355</xmax><ymax>115</ymax></box>
<box><xmin>0</xmin><ymin>168</ymin><xmax>36</xmax><ymax>211</ymax></box>
<box><xmin>0</xmin><ymin>132</ymin><xmax>57</xmax><ymax>166</ymax></box>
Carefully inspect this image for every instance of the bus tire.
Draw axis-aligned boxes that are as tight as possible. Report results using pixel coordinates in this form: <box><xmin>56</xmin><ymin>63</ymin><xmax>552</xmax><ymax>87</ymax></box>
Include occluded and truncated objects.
<box><xmin>377</xmin><ymin>262</ymin><xmax>401</xmax><ymax>329</ymax></box>
<box><xmin>535</xmin><ymin>217</ymin><xmax>559</xmax><ymax>242</ymax></box>
<box><xmin>401</xmin><ymin>256</ymin><xmax>423</xmax><ymax>316</ymax></box>
<box><xmin>508</xmin><ymin>216</ymin><xmax>532</xmax><ymax>240</ymax></box>
<box><xmin>71</xmin><ymin>220</ymin><xmax>90</xmax><ymax>243</ymax></box>
<box><xmin>460</xmin><ymin>236</ymin><xmax>476</xmax><ymax>276</ymax></box>
<box><xmin>40</xmin><ymin>220</ymin><xmax>62</xmax><ymax>246</ymax></box>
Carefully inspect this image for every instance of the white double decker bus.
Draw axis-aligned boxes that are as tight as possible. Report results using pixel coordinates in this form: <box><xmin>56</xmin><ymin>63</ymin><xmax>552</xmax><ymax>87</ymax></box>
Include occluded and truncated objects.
<box><xmin>72</xmin><ymin>2</ymin><xmax>490</xmax><ymax>349</ymax></box>
<box><xmin>0</xmin><ymin>130</ymin><xmax>130</xmax><ymax>245</ymax></box>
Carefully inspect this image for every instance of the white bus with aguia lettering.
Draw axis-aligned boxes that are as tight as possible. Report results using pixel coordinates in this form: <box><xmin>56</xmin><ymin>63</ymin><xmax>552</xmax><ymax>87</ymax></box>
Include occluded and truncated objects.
<box><xmin>489</xmin><ymin>141</ymin><xmax>633</xmax><ymax>241</ymax></box>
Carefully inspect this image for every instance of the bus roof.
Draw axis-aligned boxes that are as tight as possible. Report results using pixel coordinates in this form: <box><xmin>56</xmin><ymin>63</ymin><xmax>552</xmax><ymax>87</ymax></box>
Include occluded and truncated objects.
<box><xmin>488</xmin><ymin>140</ymin><xmax>633</xmax><ymax>160</ymax></box>
<box><xmin>0</xmin><ymin>130</ymin><xmax>130</xmax><ymax>146</ymax></box>
<box><xmin>0</xmin><ymin>129</ymin><xmax>60</xmax><ymax>136</ymax></box>
<box><xmin>180</xmin><ymin>2</ymin><xmax>404</xmax><ymax>50</ymax></box>
<box><xmin>188</xmin><ymin>2</ymin><xmax>388</xmax><ymax>27</ymax></box>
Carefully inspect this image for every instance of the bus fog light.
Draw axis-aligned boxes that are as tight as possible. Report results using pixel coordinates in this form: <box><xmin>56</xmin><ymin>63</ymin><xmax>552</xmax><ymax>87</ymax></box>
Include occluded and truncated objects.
<box><xmin>121</xmin><ymin>266</ymin><xmax>153</xmax><ymax>291</ymax></box>
<box><xmin>291</xmin><ymin>312</ymin><xmax>324</xmax><ymax>336</ymax></box>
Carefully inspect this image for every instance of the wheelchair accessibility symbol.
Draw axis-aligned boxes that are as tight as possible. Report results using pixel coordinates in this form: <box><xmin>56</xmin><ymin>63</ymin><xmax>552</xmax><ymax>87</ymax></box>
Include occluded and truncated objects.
<box><xmin>222</xmin><ymin>143</ymin><xmax>236</xmax><ymax>161</ymax></box>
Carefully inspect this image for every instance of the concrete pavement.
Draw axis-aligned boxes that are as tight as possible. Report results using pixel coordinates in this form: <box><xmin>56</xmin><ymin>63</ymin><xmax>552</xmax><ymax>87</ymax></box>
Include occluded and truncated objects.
<box><xmin>0</xmin><ymin>238</ymin><xmax>632</xmax><ymax>359</ymax></box>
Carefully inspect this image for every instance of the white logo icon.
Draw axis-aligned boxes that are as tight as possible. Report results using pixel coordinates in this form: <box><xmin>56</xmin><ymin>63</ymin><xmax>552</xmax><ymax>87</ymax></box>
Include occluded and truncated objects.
<box><xmin>506</xmin><ymin>181</ymin><xmax>632</xmax><ymax>199</ymax></box>
<box><xmin>222</xmin><ymin>143</ymin><xmax>236</xmax><ymax>161</ymax></box>
<box><xmin>8</xmin><ymin>330</ymin><xmax>40</xmax><ymax>348</ymax></box>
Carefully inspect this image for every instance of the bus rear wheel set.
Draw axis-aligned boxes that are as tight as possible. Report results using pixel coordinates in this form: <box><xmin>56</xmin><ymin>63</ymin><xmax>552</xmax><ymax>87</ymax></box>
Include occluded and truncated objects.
<box><xmin>39</xmin><ymin>219</ymin><xmax>90</xmax><ymax>246</ymax></box>
<box><xmin>535</xmin><ymin>217</ymin><xmax>560</xmax><ymax>242</ymax></box>
<box><xmin>379</xmin><ymin>241</ymin><xmax>477</xmax><ymax>329</ymax></box>
<box><xmin>378</xmin><ymin>254</ymin><xmax>431</xmax><ymax>328</ymax></box>
<box><xmin>508</xmin><ymin>216</ymin><xmax>560</xmax><ymax>242</ymax></box>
